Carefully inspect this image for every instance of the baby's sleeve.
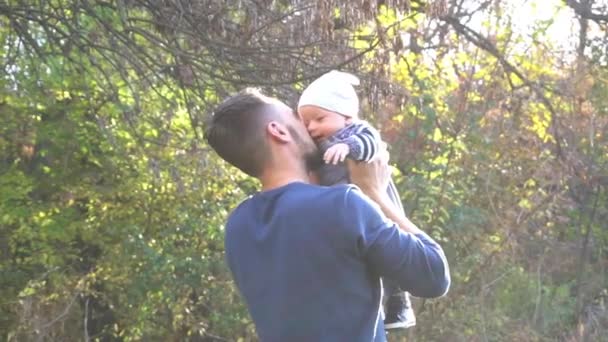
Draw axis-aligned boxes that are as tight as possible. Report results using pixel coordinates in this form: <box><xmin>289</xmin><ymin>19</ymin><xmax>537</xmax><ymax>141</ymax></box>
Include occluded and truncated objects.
<box><xmin>343</xmin><ymin>123</ymin><xmax>382</xmax><ymax>162</ymax></box>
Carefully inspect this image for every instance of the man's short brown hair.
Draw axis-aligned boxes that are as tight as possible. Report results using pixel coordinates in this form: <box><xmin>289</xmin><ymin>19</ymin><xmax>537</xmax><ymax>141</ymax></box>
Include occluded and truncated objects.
<box><xmin>204</xmin><ymin>88</ymin><xmax>274</xmax><ymax>177</ymax></box>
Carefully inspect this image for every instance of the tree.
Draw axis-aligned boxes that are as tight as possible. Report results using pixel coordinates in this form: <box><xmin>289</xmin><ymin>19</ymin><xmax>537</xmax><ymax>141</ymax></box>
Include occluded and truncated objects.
<box><xmin>1</xmin><ymin>0</ymin><xmax>606</xmax><ymax>340</ymax></box>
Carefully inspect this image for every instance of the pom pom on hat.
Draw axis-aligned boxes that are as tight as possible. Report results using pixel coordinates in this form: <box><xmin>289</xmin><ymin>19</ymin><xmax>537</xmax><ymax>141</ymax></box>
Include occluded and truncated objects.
<box><xmin>298</xmin><ymin>70</ymin><xmax>360</xmax><ymax>118</ymax></box>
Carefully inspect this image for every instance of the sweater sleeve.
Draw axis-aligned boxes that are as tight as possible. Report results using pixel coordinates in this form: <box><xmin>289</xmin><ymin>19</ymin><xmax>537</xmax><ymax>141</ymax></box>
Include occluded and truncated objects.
<box><xmin>342</xmin><ymin>123</ymin><xmax>381</xmax><ymax>162</ymax></box>
<box><xmin>342</xmin><ymin>187</ymin><xmax>451</xmax><ymax>298</ymax></box>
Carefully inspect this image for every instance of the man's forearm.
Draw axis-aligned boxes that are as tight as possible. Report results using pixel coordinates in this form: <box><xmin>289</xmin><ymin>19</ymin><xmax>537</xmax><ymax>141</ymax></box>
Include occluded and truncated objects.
<box><xmin>364</xmin><ymin>188</ymin><xmax>423</xmax><ymax>235</ymax></box>
<box><xmin>360</xmin><ymin>186</ymin><xmax>451</xmax><ymax>298</ymax></box>
<box><xmin>346</xmin><ymin>152</ymin><xmax>423</xmax><ymax>235</ymax></box>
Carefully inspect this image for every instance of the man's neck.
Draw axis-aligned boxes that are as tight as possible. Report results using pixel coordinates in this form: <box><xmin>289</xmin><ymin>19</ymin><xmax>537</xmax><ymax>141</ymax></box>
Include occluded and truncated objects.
<box><xmin>259</xmin><ymin>167</ymin><xmax>310</xmax><ymax>191</ymax></box>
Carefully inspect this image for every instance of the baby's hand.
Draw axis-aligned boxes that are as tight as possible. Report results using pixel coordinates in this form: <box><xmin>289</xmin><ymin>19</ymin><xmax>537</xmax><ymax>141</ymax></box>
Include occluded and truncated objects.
<box><xmin>323</xmin><ymin>143</ymin><xmax>350</xmax><ymax>165</ymax></box>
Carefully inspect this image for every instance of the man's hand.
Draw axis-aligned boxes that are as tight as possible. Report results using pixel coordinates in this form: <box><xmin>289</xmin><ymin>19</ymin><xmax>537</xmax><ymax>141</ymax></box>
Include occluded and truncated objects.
<box><xmin>324</xmin><ymin>143</ymin><xmax>350</xmax><ymax>165</ymax></box>
<box><xmin>348</xmin><ymin>142</ymin><xmax>423</xmax><ymax>235</ymax></box>
<box><xmin>347</xmin><ymin>142</ymin><xmax>391</xmax><ymax>196</ymax></box>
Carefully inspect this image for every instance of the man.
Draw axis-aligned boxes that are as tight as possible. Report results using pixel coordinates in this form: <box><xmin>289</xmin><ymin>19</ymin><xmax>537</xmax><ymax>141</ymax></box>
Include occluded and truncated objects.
<box><xmin>204</xmin><ymin>88</ymin><xmax>450</xmax><ymax>341</ymax></box>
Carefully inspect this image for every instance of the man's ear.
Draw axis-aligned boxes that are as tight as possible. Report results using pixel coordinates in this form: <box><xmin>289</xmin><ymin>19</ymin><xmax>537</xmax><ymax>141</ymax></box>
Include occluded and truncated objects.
<box><xmin>266</xmin><ymin>121</ymin><xmax>291</xmax><ymax>143</ymax></box>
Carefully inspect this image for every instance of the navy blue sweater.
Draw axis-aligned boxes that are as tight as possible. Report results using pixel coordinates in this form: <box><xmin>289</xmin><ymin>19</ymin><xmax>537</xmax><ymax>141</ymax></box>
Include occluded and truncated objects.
<box><xmin>225</xmin><ymin>182</ymin><xmax>450</xmax><ymax>341</ymax></box>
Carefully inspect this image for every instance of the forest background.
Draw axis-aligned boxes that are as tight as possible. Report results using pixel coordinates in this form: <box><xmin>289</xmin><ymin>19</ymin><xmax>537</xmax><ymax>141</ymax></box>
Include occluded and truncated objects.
<box><xmin>1</xmin><ymin>0</ymin><xmax>607</xmax><ymax>341</ymax></box>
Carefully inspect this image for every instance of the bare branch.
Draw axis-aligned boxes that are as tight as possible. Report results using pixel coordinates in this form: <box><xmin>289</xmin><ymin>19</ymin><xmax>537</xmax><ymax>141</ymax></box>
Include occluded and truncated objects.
<box><xmin>565</xmin><ymin>0</ymin><xmax>608</xmax><ymax>24</ymax></box>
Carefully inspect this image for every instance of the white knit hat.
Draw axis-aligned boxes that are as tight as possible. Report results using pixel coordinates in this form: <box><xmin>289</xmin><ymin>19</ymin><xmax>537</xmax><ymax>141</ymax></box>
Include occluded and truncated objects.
<box><xmin>298</xmin><ymin>70</ymin><xmax>360</xmax><ymax>118</ymax></box>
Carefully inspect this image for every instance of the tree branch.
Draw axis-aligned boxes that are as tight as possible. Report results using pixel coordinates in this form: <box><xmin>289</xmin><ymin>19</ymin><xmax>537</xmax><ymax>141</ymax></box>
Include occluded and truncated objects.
<box><xmin>442</xmin><ymin>16</ymin><xmax>566</xmax><ymax>161</ymax></box>
<box><xmin>565</xmin><ymin>0</ymin><xmax>608</xmax><ymax>24</ymax></box>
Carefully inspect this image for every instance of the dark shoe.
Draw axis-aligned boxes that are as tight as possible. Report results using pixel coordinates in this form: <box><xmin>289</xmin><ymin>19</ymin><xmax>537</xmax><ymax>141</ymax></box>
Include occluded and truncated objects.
<box><xmin>384</xmin><ymin>292</ymin><xmax>416</xmax><ymax>330</ymax></box>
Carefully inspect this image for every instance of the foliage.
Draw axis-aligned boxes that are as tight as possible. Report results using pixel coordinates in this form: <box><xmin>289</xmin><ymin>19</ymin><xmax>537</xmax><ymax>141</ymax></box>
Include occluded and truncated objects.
<box><xmin>1</xmin><ymin>0</ymin><xmax>607</xmax><ymax>341</ymax></box>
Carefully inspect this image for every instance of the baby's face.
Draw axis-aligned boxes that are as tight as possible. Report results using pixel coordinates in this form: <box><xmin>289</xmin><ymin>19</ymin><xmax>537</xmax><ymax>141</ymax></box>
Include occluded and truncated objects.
<box><xmin>299</xmin><ymin>105</ymin><xmax>349</xmax><ymax>142</ymax></box>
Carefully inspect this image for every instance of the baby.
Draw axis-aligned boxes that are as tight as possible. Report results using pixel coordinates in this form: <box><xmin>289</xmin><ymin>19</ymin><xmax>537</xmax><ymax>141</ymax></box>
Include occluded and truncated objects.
<box><xmin>298</xmin><ymin>70</ymin><xmax>416</xmax><ymax>330</ymax></box>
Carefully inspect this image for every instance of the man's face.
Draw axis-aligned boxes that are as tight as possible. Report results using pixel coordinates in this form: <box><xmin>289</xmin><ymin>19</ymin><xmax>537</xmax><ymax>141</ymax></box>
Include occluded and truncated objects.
<box><xmin>269</xmin><ymin>101</ymin><xmax>321</xmax><ymax>170</ymax></box>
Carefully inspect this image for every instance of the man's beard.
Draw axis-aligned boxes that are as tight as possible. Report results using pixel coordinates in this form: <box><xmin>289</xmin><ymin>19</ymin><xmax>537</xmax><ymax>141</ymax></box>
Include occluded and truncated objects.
<box><xmin>304</xmin><ymin>149</ymin><xmax>323</xmax><ymax>172</ymax></box>
<box><xmin>288</xmin><ymin>125</ymin><xmax>323</xmax><ymax>172</ymax></box>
